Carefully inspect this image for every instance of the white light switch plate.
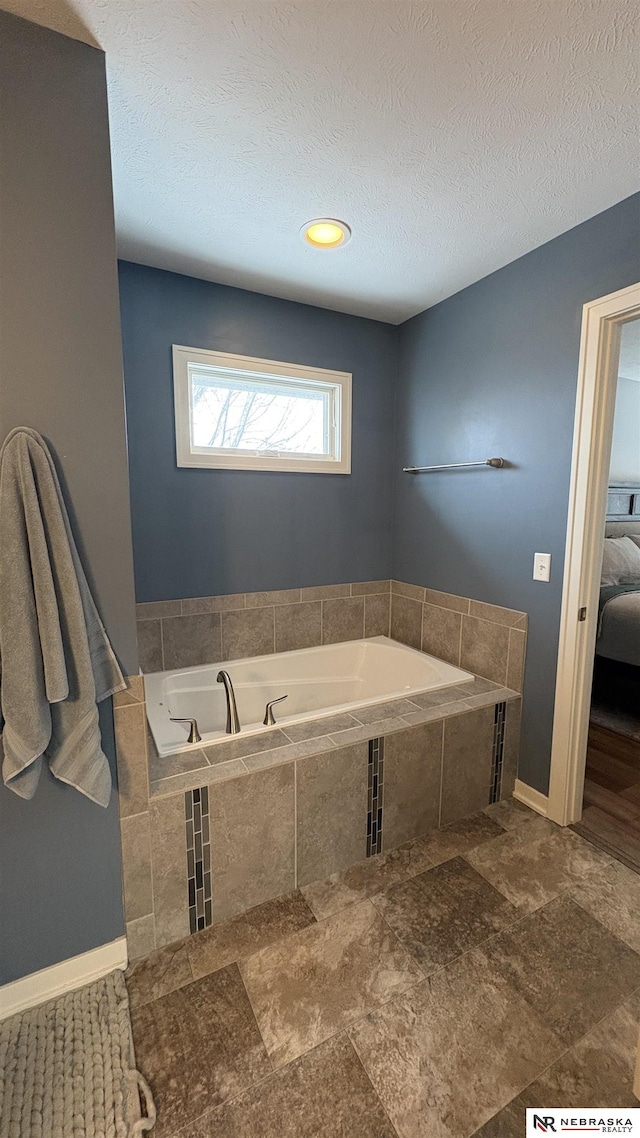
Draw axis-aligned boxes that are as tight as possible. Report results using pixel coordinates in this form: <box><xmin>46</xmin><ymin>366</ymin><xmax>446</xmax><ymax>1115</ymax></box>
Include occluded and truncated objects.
<box><xmin>533</xmin><ymin>552</ymin><xmax>551</xmax><ymax>582</ymax></box>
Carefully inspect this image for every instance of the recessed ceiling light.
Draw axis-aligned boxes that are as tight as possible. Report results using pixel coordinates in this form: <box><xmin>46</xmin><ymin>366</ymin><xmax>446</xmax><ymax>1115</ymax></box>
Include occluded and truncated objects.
<box><xmin>301</xmin><ymin>218</ymin><xmax>351</xmax><ymax>248</ymax></box>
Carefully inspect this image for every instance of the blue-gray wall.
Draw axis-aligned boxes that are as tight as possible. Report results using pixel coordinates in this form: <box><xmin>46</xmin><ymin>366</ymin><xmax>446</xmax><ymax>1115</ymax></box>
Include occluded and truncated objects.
<box><xmin>393</xmin><ymin>193</ymin><xmax>640</xmax><ymax>794</ymax></box>
<box><xmin>119</xmin><ymin>261</ymin><xmax>398</xmax><ymax>602</ymax></box>
<box><xmin>0</xmin><ymin>12</ymin><xmax>138</xmax><ymax>984</ymax></box>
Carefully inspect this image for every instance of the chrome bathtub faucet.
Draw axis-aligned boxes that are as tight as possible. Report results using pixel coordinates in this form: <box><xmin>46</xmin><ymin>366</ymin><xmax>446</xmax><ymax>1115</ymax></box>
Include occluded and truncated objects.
<box><xmin>216</xmin><ymin>670</ymin><xmax>241</xmax><ymax>734</ymax></box>
<box><xmin>263</xmin><ymin>694</ymin><xmax>288</xmax><ymax>726</ymax></box>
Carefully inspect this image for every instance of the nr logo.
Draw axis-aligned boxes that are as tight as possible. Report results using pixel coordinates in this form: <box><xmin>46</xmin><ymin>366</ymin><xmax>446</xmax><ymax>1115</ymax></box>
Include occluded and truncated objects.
<box><xmin>533</xmin><ymin>1118</ymin><xmax>557</xmax><ymax>1134</ymax></box>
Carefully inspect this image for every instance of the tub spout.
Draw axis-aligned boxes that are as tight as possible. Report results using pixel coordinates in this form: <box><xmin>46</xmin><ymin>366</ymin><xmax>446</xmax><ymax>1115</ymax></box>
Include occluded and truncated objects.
<box><xmin>216</xmin><ymin>670</ymin><xmax>241</xmax><ymax>734</ymax></box>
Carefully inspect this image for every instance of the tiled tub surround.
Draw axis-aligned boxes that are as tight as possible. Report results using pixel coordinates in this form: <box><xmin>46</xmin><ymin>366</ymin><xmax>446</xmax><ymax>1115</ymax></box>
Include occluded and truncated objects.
<box><xmin>121</xmin><ymin>581</ymin><xmax>527</xmax><ymax>955</ymax></box>
<box><xmin>133</xmin><ymin>679</ymin><xmax>521</xmax><ymax>953</ymax></box>
<box><xmin>136</xmin><ymin>579</ymin><xmax>527</xmax><ymax>694</ymax></box>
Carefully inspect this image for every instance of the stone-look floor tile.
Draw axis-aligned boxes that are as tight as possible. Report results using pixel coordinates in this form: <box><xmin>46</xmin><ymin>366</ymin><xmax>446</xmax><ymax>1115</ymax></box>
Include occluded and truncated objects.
<box><xmin>126</xmin><ymin>940</ymin><xmax>193</xmax><ymax>1010</ymax></box>
<box><xmin>483</xmin><ymin>797</ymin><xmax>536</xmax><ymax>831</ymax></box>
<box><xmin>131</xmin><ymin>964</ymin><xmax>271</xmax><ymax>1137</ymax></box>
<box><xmin>275</xmin><ymin>600</ymin><xmax>322</xmax><ymax>652</ymax></box>
<box><xmin>120</xmin><ymin>812</ymin><xmax>153</xmax><ymax>921</ymax></box>
<box><xmin>296</xmin><ymin>742</ymin><xmax>368</xmax><ymax>887</ymax></box>
<box><xmin>137</xmin><ymin>618</ymin><xmax>163</xmax><ymax>673</ymax></box>
<box><xmin>421</xmin><ymin>603</ymin><xmax>462</xmax><ymax>666</ymax></box>
<box><xmin>521</xmin><ymin>990</ymin><xmax>640</xmax><ymax>1109</ymax></box>
<box><xmin>127</xmin><ymin>914</ymin><xmax>156</xmax><ymax>961</ymax></box>
<box><xmin>465</xmin><ymin>815</ymin><xmax>612</xmax><ymax>913</ymax></box>
<box><xmin>364</xmin><ymin>592</ymin><xmax>391</xmax><ymax>637</ymax></box>
<box><xmin>372</xmin><ymin>856</ymin><xmax>520</xmax><ymax>972</ymax></box>
<box><xmin>221</xmin><ymin>606</ymin><xmax>275</xmax><ymax>660</ymax></box>
<box><xmin>382</xmin><ymin>721</ymin><xmax>443</xmax><ymax>850</ymax></box>
<box><xmin>470</xmin><ymin>1098</ymin><xmax>525</xmax><ymax>1137</ymax></box>
<box><xmin>570</xmin><ymin>858</ymin><xmax>640</xmax><ymax>952</ymax></box>
<box><xmin>441</xmin><ymin>706</ymin><xmax>494</xmax><ymax>824</ymax></box>
<box><xmin>460</xmin><ymin>615</ymin><xmax>509</xmax><ymax>686</ymax></box>
<box><xmin>240</xmin><ymin>899</ymin><xmax>423</xmax><ymax>1068</ymax></box>
<box><xmin>208</xmin><ymin>763</ymin><xmax>295</xmax><ymax>922</ymax></box>
<box><xmin>349</xmin><ymin>947</ymin><xmax>563</xmax><ymax>1138</ymax></box>
<box><xmin>186</xmin><ymin>1034</ymin><xmax>397</xmax><ymax>1138</ymax></box>
<box><xmin>480</xmin><ymin>894</ymin><xmax>640</xmax><ymax>1046</ymax></box>
<box><xmin>322</xmin><ymin>596</ymin><xmax>365</xmax><ymax>644</ymax></box>
<box><xmin>115</xmin><ymin>701</ymin><xmax>149</xmax><ymax>817</ymax></box>
<box><xmin>161</xmin><ymin>612</ymin><xmax>222</xmax><ymax>670</ymax></box>
<box><xmin>186</xmin><ymin>891</ymin><xmax>316</xmax><ymax>979</ymax></box>
<box><xmin>283</xmin><ymin>712</ymin><xmax>359</xmax><ymax>743</ymax></box>
<box><xmin>150</xmin><ymin>794</ymin><xmax>190</xmax><ymax>947</ymax></box>
<box><xmin>301</xmin><ymin>811</ymin><xmax>504</xmax><ymax>920</ymax></box>
<box><xmin>390</xmin><ymin>593</ymin><xmax>422</xmax><ymax>650</ymax></box>
<box><xmin>506</xmin><ymin>628</ymin><xmax>526</xmax><ymax>693</ymax></box>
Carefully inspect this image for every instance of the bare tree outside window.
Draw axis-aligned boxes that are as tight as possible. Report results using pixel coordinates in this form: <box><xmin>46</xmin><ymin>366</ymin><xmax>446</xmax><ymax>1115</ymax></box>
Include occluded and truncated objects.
<box><xmin>192</xmin><ymin>380</ymin><xmax>327</xmax><ymax>454</ymax></box>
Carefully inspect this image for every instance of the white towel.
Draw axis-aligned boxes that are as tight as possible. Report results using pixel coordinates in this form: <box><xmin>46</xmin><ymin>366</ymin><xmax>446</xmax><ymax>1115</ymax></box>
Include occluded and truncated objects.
<box><xmin>0</xmin><ymin>428</ymin><xmax>126</xmax><ymax>806</ymax></box>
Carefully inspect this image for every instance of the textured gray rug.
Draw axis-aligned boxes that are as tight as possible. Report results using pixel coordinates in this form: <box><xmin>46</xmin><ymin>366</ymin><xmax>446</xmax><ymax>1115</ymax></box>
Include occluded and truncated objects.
<box><xmin>0</xmin><ymin>970</ymin><xmax>155</xmax><ymax>1138</ymax></box>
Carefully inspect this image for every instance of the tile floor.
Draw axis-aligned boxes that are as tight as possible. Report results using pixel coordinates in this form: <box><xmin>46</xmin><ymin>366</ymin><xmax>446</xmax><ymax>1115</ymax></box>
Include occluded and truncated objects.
<box><xmin>126</xmin><ymin>799</ymin><xmax>640</xmax><ymax>1137</ymax></box>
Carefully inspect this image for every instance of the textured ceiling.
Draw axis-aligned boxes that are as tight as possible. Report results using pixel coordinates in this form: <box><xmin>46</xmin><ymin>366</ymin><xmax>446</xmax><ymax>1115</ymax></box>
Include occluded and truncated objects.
<box><xmin>3</xmin><ymin>0</ymin><xmax>639</xmax><ymax>322</ymax></box>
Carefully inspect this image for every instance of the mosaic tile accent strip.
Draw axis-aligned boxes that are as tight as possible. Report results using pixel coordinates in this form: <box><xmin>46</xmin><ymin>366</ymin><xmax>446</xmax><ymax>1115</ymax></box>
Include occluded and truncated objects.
<box><xmin>366</xmin><ymin>737</ymin><xmax>384</xmax><ymax>857</ymax></box>
<box><xmin>489</xmin><ymin>701</ymin><xmax>507</xmax><ymax>804</ymax></box>
<box><xmin>185</xmin><ymin>786</ymin><xmax>212</xmax><ymax>933</ymax></box>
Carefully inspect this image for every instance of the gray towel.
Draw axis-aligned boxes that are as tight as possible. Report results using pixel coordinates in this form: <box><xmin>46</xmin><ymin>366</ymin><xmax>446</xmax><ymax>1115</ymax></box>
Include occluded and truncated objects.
<box><xmin>0</xmin><ymin>428</ymin><xmax>126</xmax><ymax>806</ymax></box>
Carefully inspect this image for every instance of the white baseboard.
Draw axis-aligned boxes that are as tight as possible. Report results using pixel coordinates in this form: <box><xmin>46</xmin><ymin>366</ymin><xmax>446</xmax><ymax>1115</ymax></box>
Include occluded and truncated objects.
<box><xmin>0</xmin><ymin>937</ymin><xmax>128</xmax><ymax>1021</ymax></box>
<box><xmin>513</xmin><ymin>778</ymin><xmax>549</xmax><ymax>817</ymax></box>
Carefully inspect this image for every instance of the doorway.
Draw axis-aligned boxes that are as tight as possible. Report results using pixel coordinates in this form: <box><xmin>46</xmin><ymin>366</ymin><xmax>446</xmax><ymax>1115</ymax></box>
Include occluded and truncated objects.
<box><xmin>548</xmin><ymin>283</ymin><xmax>640</xmax><ymax>833</ymax></box>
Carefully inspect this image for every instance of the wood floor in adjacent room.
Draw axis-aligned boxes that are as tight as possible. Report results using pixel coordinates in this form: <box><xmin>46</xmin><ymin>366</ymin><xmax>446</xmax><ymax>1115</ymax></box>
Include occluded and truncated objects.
<box><xmin>572</xmin><ymin>723</ymin><xmax>640</xmax><ymax>874</ymax></box>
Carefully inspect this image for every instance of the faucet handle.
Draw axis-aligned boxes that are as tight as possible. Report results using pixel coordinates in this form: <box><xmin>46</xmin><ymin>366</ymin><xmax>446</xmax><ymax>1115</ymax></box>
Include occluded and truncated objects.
<box><xmin>170</xmin><ymin>717</ymin><xmax>202</xmax><ymax>744</ymax></box>
<box><xmin>263</xmin><ymin>695</ymin><xmax>288</xmax><ymax>727</ymax></box>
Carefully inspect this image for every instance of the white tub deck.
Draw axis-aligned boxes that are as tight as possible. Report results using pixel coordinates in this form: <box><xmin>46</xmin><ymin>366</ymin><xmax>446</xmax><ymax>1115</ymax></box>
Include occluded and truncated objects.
<box><xmin>145</xmin><ymin>636</ymin><xmax>473</xmax><ymax>758</ymax></box>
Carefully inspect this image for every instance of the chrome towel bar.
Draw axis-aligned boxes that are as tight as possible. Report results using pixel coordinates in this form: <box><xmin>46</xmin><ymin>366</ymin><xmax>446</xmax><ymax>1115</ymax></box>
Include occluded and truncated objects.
<box><xmin>403</xmin><ymin>457</ymin><xmax>505</xmax><ymax>473</ymax></box>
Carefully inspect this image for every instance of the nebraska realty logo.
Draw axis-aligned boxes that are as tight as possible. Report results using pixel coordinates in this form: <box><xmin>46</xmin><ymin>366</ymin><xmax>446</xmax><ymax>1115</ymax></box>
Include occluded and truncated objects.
<box><xmin>526</xmin><ymin>1109</ymin><xmax>640</xmax><ymax>1134</ymax></box>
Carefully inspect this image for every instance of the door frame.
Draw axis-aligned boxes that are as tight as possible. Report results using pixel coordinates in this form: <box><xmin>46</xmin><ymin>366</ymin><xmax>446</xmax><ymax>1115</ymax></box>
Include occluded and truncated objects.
<box><xmin>547</xmin><ymin>281</ymin><xmax>640</xmax><ymax>826</ymax></box>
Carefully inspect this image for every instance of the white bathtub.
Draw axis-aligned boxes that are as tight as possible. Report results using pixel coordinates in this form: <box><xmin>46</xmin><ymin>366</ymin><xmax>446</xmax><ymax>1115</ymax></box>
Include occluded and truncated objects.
<box><xmin>145</xmin><ymin>636</ymin><xmax>473</xmax><ymax>757</ymax></box>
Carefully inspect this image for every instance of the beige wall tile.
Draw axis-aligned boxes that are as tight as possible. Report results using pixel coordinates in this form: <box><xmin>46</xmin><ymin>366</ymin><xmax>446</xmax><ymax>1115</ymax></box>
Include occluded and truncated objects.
<box><xmin>382</xmin><ymin>722</ymin><xmax>443</xmax><ymax>850</ymax></box>
<box><xmin>137</xmin><ymin>619</ymin><xmax>163</xmax><ymax>673</ymax></box>
<box><xmin>243</xmin><ymin>737</ymin><xmax>334</xmax><ymax>771</ymax></box>
<box><xmin>502</xmin><ymin>698</ymin><xmax>522</xmax><ymax>798</ymax></box>
<box><xmin>441</xmin><ymin>706</ymin><xmax>494</xmax><ymax>824</ymax></box>
<box><xmin>115</xmin><ymin>702</ymin><xmax>149</xmax><ymax>817</ymax></box>
<box><xmin>506</xmin><ymin>628</ymin><xmax>527</xmax><ymax>693</ymax></box>
<box><xmin>351</xmin><ymin>580</ymin><xmax>391</xmax><ymax>595</ymax></box>
<box><xmin>126</xmin><ymin>914</ymin><xmax>156</xmax><ymax>962</ymax></box>
<box><xmin>296</xmin><ymin>743</ymin><xmax>368</xmax><ymax>887</ymax></box>
<box><xmin>275</xmin><ymin>601</ymin><xmax>322</xmax><ymax>652</ymax></box>
<box><xmin>246</xmin><ymin>588</ymin><xmax>301</xmax><ymax>608</ymax></box>
<box><xmin>161</xmin><ymin>612</ymin><xmax>222</xmax><ymax>670</ymax></box>
<box><xmin>121</xmin><ymin>812</ymin><xmax>153</xmax><ymax>922</ymax></box>
<box><xmin>391</xmin><ymin>580</ymin><xmax>426</xmax><ymax>601</ymax></box>
<box><xmin>182</xmin><ymin>593</ymin><xmax>245</xmax><ymax>614</ymax></box>
<box><xmin>221</xmin><ymin>607</ymin><xmax>275</xmax><ymax>660</ymax></box>
<box><xmin>136</xmin><ymin>600</ymin><xmax>181</xmax><ymax>620</ymax></box>
<box><xmin>421</xmin><ymin>603</ymin><xmax>462</xmax><ymax>665</ymax></box>
<box><xmin>423</xmin><ymin>588</ymin><xmax>470</xmax><ymax>614</ymax></box>
<box><xmin>322</xmin><ymin>597</ymin><xmax>365</xmax><ymax>644</ymax></box>
<box><xmin>150</xmin><ymin>759</ymin><xmax>248</xmax><ymax>799</ymax></box>
<box><xmin>150</xmin><ymin>793</ymin><xmax>190</xmax><ymax>947</ymax></box>
<box><xmin>364</xmin><ymin>593</ymin><xmax>391</xmax><ymax>637</ymax></box>
<box><xmin>469</xmin><ymin>599</ymin><xmax>527</xmax><ymax>627</ymax></box>
<box><xmin>300</xmin><ymin>583</ymin><xmax>351</xmax><ymax>601</ymax></box>
<box><xmin>113</xmin><ymin>673</ymin><xmax>145</xmax><ymax>708</ymax></box>
<box><xmin>460</xmin><ymin>615</ymin><xmax>510</xmax><ymax>685</ymax></box>
<box><xmin>209</xmin><ymin>764</ymin><xmax>296</xmax><ymax>922</ymax></box>
<box><xmin>390</xmin><ymin>593</ymin><xmax>422</xmax><ymax>650</ymax></box>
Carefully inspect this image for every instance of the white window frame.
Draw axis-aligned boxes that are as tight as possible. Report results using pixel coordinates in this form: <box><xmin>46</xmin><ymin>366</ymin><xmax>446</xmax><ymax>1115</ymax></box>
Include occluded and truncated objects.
<box><xmin>173</xmin><ymin>345</ymin><xmax>352</xmax><ymax>474</ymax></box>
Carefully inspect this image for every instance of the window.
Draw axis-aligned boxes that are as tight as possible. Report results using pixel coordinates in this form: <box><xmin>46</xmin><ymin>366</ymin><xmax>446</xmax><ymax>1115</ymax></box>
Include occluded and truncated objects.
<box><xmin>173</xmin><ymin>346</ymin><xmax>351</xmax><ymax>473</ymax></box>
